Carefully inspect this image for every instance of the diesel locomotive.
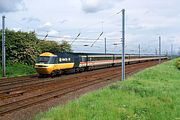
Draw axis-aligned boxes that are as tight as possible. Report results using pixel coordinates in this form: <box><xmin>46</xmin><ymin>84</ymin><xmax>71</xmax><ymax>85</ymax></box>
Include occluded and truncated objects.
<box><xmin>35</xmin><ymin>52</ymin><xmax>164</xmax><ymax>76</ymax></box>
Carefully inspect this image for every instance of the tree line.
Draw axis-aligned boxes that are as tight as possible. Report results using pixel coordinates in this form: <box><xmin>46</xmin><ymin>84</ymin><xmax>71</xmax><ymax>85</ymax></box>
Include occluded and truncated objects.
<box><xmin>0</xmin><ymin>29</ymin><xmax>72</xmax><ymax>65</ymax></box>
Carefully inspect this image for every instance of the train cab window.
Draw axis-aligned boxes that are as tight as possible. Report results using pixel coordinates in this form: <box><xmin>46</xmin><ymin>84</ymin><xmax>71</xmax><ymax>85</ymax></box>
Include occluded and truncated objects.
<box><xmin>36</xmin><ymin>56</ymin><xmax>57</xmax><ymax>64</ymax></box>
<box><xmin>54</xmin><ymin>57</ymin><xmax>59</xmax><ymax>64</ymax></box>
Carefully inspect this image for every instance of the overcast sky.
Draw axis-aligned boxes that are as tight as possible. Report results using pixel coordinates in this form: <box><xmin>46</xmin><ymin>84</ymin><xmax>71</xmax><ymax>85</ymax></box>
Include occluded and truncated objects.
<box><xmin>0</xmin><ymin>0</ymin><xmax>180</xmax><ymax>54</ymax></box>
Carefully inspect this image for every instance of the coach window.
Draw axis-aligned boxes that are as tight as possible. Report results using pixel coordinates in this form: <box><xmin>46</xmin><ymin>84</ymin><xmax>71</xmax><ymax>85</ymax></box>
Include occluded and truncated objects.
<box><xmin>82</xmin><ymin>57</ymin><xmax>85</xmax><ymax>62</ymax></box>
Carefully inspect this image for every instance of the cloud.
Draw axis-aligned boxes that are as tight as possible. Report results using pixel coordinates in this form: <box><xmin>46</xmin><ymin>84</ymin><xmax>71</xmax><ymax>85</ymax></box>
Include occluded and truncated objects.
<box><xmin>81</xmin><ymin>0</ymin><xmax>122</xmax><ymax>13</ymax></box>
<box><xmin>59</xmin><ymin>19</ymin><xmax>68</xmax><ymax>24</ymax></box>
<box><xmin>36</xmin><ymin>22</ymin><xmax>61</xmax><ymax>37</ymax></box>
<box><xmin>21</xmin><ymin>17</ymin><xmax>40</xmax><ymax>23</ymax></box>
<box><xmin>105</xmin><ymin>31</ymin><xmax>120</xmax><ymax>38</ymax></box>
<box><xmin>37</xmin><ymin>22</ymin><xmax>53</xmax><ymax>32</ymax></box>
<box><xmin>11</xmin><ymin>27</ymin><xmax>22</xmax><ymax>31</ymax></box>
<box><xmin>48</xmin><ymin>30</ymin><xmax>59</xmax><ymax>36</ymax></box>
<box><xmin>0</xmin><ymin>0</ymin><xmax>25</xmax><ymax>13</ymax></box>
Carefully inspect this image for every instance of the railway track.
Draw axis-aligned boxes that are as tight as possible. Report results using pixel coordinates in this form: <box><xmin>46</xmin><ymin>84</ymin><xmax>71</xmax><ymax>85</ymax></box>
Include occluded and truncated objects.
<box><xmin>0</xmin><ymin>61</ymin><xmax>155</xmax><ymax>100</ymax></box>
<box><xmin>0</xmin><ymin>60</ymin><xmax>163</xmax><ymax>116</ymax></box>
<box><xmin>0</xmin><ymin>66</ymin><xmax>125</xmax><ymax>99</ymax></box>
<box><xmin>0</xmin><ymin>75</ymin><xmax>38</xmax><ymax>85</ymax></box>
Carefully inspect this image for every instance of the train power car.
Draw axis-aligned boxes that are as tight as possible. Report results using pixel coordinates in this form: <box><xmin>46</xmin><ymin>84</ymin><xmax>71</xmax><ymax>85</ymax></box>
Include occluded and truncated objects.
<box><xmin>35</xmin><ymin>52</ymin><xmax>167</xmax><ymax>76</ymax></box>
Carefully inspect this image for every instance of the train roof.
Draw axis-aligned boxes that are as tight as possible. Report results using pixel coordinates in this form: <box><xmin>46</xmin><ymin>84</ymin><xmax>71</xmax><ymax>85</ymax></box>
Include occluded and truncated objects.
<box><xmin>53</xmin><ymin>52</ymin><xmax>117</xmax><ymax>56</ymax></box>
<box><xmin>40</xmin><ymin>52</ymin><xmax>57</xmax><ymax>57</ymax></box>
<box><xmin>40</xmin><ymin>52</ymin><xmax>167</xmax><ymax>57</ymax></box>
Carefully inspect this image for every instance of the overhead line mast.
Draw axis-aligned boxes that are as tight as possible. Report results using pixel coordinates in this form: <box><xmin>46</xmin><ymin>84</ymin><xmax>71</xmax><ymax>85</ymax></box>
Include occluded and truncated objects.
<box><xmin>2</xmin><ymin>16</ymin><xmax>6</xmax><ymax>78</ymax></box>
<box><xmin>159</xmin><ymin>36</ymin><xmax>161</xmax><ymax>63</ymax></box>
<box><xmin>121</xmin><ymin>9</ymin><xmax>125</xmax><ymax>81</ymax></box>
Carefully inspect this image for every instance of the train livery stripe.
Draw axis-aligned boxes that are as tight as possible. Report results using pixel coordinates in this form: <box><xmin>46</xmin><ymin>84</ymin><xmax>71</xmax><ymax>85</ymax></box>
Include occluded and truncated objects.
<box><xmin>79</xmin><ymin>57</ymin><xmax>167</xmax><ymax>67</ymax></box>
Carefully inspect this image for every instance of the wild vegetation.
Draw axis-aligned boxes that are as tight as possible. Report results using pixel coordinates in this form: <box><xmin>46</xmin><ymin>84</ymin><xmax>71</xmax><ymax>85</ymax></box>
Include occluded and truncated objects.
<box><xmin>36</xmin><ymin>59</ymin><xmax>180</xmax><ymax>120</ymax></box>
<box><xmin>0</xmin><ymin>63</ymin><xmax>36</xmax><ymax>78</ymax></box>
<box><xmin>0</xmin><ymin>29</ymin><xmax>72</xmax><ymax>65</ymax></box>
<box><xmin>0</xmin><ymin>29</ymin><xmax>72</xmax><ymax>78</ymax></box>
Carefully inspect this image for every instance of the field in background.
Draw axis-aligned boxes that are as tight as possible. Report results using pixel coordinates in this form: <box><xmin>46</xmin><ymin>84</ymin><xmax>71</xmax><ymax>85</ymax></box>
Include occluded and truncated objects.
<box><xmin>0</xmin><ymin>63</ymin><xmax>36</xmax><ymax>78</ymax></box>
<box><xmin>35</xmin><ymin>59</ymin><xmax>180</xmax><ymax>120</ymax></box>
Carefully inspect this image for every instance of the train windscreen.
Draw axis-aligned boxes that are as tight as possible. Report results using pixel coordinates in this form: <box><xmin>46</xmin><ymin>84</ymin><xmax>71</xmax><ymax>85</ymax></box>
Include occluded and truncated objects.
<box><xmin>36</xmin><ymin>56</ymin><xmax>56</xmax><ymax>64</ymax></box>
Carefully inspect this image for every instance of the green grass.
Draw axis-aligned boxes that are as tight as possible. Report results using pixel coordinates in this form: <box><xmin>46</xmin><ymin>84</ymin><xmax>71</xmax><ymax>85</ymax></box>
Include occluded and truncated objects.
<box><xmin>175</xmin><ymin>58</ymin><xmax>180</xmax><ymax>69</ymax></box>
<box><xmin>0</xmin><ymin>63</ymin><xmax>36</xmax><ymax>78</ymax></box>
<box><xmin>35</xmin><ymin>60</ymin><xmax>180</xmax><ymax>120</ymax></box>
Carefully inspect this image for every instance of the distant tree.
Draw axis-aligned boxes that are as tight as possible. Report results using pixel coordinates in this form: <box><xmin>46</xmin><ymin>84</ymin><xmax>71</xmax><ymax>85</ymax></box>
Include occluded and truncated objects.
<box><xmin>59</xmin><ymin>40</ymin><xmax>72</xmax><ymax>52</ymax></box>
<box><xmin>38</xmin><ymin>40</ymin><xmax>72</xmax><ymax>53</ymax></box>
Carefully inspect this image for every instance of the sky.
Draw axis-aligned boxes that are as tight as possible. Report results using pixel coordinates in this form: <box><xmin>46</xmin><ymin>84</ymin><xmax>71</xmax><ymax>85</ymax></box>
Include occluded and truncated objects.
<box><xmin>0</xmin><ymin>0</ymin><xmax>180</xmax><ymax>55</ymax></box>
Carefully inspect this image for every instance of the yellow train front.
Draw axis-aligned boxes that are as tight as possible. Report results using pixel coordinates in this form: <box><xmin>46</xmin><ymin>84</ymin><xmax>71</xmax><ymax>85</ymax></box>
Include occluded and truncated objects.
<box><xmin>35</xmin><ymin>52</ymin><xmax>75</xmax><ymax>76</ymax></box>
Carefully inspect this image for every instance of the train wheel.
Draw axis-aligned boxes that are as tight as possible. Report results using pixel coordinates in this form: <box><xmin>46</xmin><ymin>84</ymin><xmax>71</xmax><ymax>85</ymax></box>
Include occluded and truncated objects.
<box><xmin>51</xmin><ymin>71</ymin><xmax>57</xmax><ymax>77</ymax></box>
<box><xmin>57</xmin><ymin>70</ymin><xmax>62</xmax><ymax>75</ymax></box>
<box><xmin>75</xmin><ymin>68</ymin><xmax>80</xmax><ymax>73</ymax></box>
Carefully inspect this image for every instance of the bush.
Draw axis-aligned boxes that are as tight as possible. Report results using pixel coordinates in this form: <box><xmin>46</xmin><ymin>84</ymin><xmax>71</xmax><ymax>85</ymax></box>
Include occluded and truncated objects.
<box><xmin>0</xmin><ymin>29</ymin><xmax>72</xmax><ymax>65</ymax></box>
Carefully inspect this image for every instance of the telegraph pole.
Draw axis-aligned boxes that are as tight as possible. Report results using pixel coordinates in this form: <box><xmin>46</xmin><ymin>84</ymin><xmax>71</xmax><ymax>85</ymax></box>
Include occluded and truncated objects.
<box><xmin>138</xmin><ymin>44</ymin><xmax>141</xmax><ymax>58</ymax></box>
<box><xmin>121</xmin><ymin>9</ymin><xmax>125</xmax><ymax>81</ymax></box>
<box><xmin>171</xmin><ymin>44</ymin><xmax>173</xmax><ymax>59</ymax></box>
<box><xmin>2</xmin><ymin>16</ymin><xmax>6</xmax><ymax>77</ymax></box>
<box><xmin>159</xmin><ymin>36</ymin><xmax>161</xmax><ymax>63</ymax></box>
<box><xmin>105</xmin><ymin>37</ymin><xmax>106</xmax><ymax>54</ymax></box>
<box><xmin>155</xmin><ymin>48</ymin><xmax>157</xmax><ymax>55</ymax></box>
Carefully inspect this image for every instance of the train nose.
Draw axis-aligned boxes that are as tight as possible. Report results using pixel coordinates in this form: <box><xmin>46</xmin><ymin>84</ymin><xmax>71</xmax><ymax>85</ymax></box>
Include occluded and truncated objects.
<box><xmin>35</xmin><ymin>65</ymin><xmax>53</xmax><ymax>74</ymax></box>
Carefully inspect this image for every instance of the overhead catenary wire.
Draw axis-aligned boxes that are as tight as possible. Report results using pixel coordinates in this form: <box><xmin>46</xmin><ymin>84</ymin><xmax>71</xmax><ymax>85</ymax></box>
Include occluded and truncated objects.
<box><xmin>79</xmin><ymin>9</ymin><xmax>122</xmax><ymax>31</ymax></box>
<box><xmin>43</xmin><ymin>33</ymin><xmax>48</xmax><ymax>40</ymax></box>
<box><xmin>36</xmin><ymin>34</ymin><xmax>120</xmax><ymax>41</ymax></box>
<box><xmin>6</xmin><ymin>11</ymin><xmax>122</xmax><ymax>49</ymax></box>
<box><xmin>6</xmin><ymin>9</ymin><xmax>122</xmax><ymax>34</ymax></box>
<box><xmin>70</xmin><ymin>32</ymin><xmax>81</xmax><ymax>45</ymax></box>
<box><xmin>3</xmin><ymin>11</ymin><xmax>169</xmax><ymax>56</ymax></box>
<box><xmin>72</xmin><ymin>42</ymin><xmax>122</xmax><ymax>47</ymax></box>
<box><xmin>90</xmin><ymin>32</ymin><xmax>104</xmax><ymax>47</ymax></box>
<box><xmin>7</xmin><ymin>10</ymin><xmax>130</xmax><ymax>55</ymax></box>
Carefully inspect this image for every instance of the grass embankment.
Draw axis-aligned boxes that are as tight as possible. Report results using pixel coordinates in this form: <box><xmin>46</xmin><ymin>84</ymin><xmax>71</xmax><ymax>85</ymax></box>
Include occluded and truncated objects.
<box><xmin>36</xmin><ymin>59</ymin><xmax>180</xmax><ymax>120</ymax></box>
<box><xmin>0</xmin><ymin>63</ymin><xmax>36</xmax><ymax>78</ymax></box>
<box><xmin>176</xmin><ymin>58</ymin><xmax>180</xmax><ymax>69</ymax></box>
